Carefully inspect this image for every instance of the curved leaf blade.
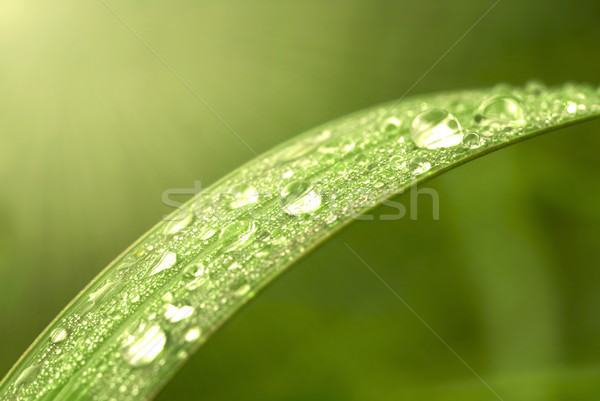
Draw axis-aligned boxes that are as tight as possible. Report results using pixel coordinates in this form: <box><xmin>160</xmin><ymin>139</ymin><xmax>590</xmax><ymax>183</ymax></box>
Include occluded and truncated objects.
<box><xmin>1</xmin><ymin>82</ymin><xmax>600</xmax><ymax>401</ymax></box>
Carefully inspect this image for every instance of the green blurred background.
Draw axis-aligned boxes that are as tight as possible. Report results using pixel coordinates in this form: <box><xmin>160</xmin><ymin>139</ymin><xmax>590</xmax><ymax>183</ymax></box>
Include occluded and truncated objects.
<box><xmin>1</xmin><ymin>0</ymin><xmax>600</xmax><ymax>400</ymax></box>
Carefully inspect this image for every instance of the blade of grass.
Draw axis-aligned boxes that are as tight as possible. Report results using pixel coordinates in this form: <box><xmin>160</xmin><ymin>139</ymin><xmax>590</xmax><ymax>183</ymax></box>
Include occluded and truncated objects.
<box><xmin>1</xmin><ymin>82</ymin><xmax>599</xmax><ymax>401</ymax></box>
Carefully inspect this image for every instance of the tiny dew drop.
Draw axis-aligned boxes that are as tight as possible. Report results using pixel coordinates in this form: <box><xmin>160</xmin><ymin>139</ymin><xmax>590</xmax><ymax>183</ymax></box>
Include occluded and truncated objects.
<box><xmin>462</xmin><ymin>132</ymin><xmax>483</xmax><ymax>149</ymax></box>
<box><xmin>409</xmin><ymin>156</ymin><xmax>431</xmax><ymax>175</ymax></box>
<box><xmin>121</xmin><ymin>321</ymin><xmax>166</xmax><ymax>367</ymax></box>
<box><xmin>227</xmin><ymin>184</ymin><xmax>259</xmax><ymax>209</ymax></box>
<box><xmin>163</xmin><ymin>208</ymin><xmax>194</xmax><ymax>235</ymax></box>
<box><xmin>149</xmin><ymin>252</ymin><xmax>178</xmax><ymax>276</ymax></box>
<box><xmin>50</xmin><ymin>327</ymin><xmax>68</xmax><ymax>343</ymax></box>
<box><xmin>411</xmin><ymin>109</ymin><xmax>463</xmax><ymax>149</ymax></box>
<box><xmin>281</xmin><ymin>181</ymin><xmax>322</xmax><ymax>216</ymax></box>
<box><xmin>475</xmin><ymin>95</ymin><xmax>526</xmax><ymax>125</ymax></box>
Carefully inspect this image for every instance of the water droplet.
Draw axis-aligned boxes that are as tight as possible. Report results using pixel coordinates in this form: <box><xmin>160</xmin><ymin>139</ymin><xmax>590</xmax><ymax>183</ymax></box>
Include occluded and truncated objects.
<box><xmin>227</xmin><ymin>184</ymin><xmax>259</xmax><ymax>209</ymax></box>
<box><xmin>354</xmin><ymin>154</ymin><xmax>369</xmax><ymax>165</ymax></box>
<box><xmin>462</xmin><ymin>132</ymin><xmax>483</xmax><ymax>149</ymax></box>
<box><xmin>525</xmin><ymin>79</ymin><xmax>546</xmax><ymax>95</ymax></box>
<box><xmin>411</xmin><ymin>109</ymin><xmax>463</xmax><ymax>149</ymax></box>
<box><xmin>390</xmin><ymin>155</ymin><xmax>406</xmax><ymax>169</ymax></box>
<box><xmin>183</xmin><ymin>263</ymin><xmax>207</xmax><ymax>278</ymax></box>
<box><xmin>50</xmin><ymin>327</ymin><xmax>68</xmax><ymax>343</ymax></box>
<box><xmin>381</xmin><ymin>117</ymin><xmax>401</xmax><ymax>133</ymax></box>
<box><xmin>333</xmin><ymin>162</ymin><xmax>347</xmax><ymax>174</ymax></box>
<box><xmin>164</xmin><ymin>304</ymin><xmax>194</xmax><ymax>323</ymax></box>
<box><xmin>409</xmin><ymin>156</ymin><xmax>431</xmax><ymax>175</ymax></box>
<box><xmin>88</xmin><ymin>279</ymin><xmax>120</xmax><ymax>303</ymax></box>
<box><xmin>230</xmin><ymin>278</ymin><xmax>251</xmax><ymax>297</ymax></box>
<box><xmin>220</xmin><ymin>220</ymin><xmax>256</xmax><ymax>251</ymax></box>
<box><xmin>186</xmin><ymin>275</ymin><xmax>212</xmax><ymax>292</ymax></box>
<box><xmin>121</xmin><ymin>321</ymin><xmax>166</xmax><ymax>367</ymax></box>
<box><xmin>282</xmin><ymin>169</ymin><xmax>294</xmax><ymax>178</ymax></box>
<box><xmin>13</xmin><ymin>364</ymin><xmax>40</xmax><ymax>389</ymax></box>
<box><xmin>163</xmin><ymin>209</ymin><xmax>194</xmax><ymax>235</ymax></box>
<box><xmin>184</xmin><ymin>328</ymin><xmax>201</xmax><ymax>342</ymax></box>
<box><xmin>195</xmin><ymin>224</ymin><xmax>217</xmax><ymax>241</ymax></box>
<box><xmin>475</xmin><ymin>96</ymin><xmax>526</xmax><ymax>125</ymax></box>
<box><xmin>281</xmin><ymin>181</ymin><xmax>322</xmax><ymax>216</ymax></box>
<box><xmin>277</xmin><ymin>141</ymin><xmax>315</xmax><ymax>163</ymax></box>
<box><xmin>320</xmin><ymin>138</ymin><xmax>355</xmax><ymax>154</ymax></box>
<box><xmin>565</xmin><ymin>101</ymin><xmax>577</xmax><ymax>114</ymax></box>
<box><xmin>149</xmin><ymin>252</ymin><xmax>177</xmax><ymax>276</ymax></box>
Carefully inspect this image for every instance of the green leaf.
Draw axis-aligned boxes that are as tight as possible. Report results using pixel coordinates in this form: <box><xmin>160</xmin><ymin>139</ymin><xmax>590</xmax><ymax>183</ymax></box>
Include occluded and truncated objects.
<box><xmin>1</xmin><ymin>82</ymin><xmax>599</xmax><ymax>401</ymax></box>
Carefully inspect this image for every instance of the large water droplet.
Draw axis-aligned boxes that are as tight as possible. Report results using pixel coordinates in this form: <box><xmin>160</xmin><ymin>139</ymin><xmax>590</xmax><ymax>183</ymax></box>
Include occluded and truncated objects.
<box><xmin>164</xmin><ymin>304</ymin><xmax>194</xmax><ymax>323</ymax></box>
<box><xmin>149</xmin><ymin>252</ymin><xmax>177</xmax><ymax>276</ymax></box>
<box><xmin>475</xmin><ymin>96</ymin><xmax>526</xmax><ymax>125</ymax></box>
<box><xmin>163</xmin><ymin>209</ymin><xmax>194</xmax><ymax>235</ymax></box>
<box><xmin>121</xmin><ymin>321</ymin><xmax>166</xmax><ymax>367</ymax></box>
<box><xmin>220</xmin><ymin>220</ymin><xmax>256</xmax><ymax>251</ymax></box>
<box><xmin>50</xmin><ymin>327</ymin><xmax>68</xmax><ymax>343</ymax></box>
<box><xmin>411</xmin><ymin>109</ymin><xmax>462</xmax><ymax>149</ymax></box>
<box><xmin>281</xmin><ymin>181</ymin><xmax>322</xmax><ymax>216</ymax></box>
<box><xmin>227</xmin><ymin>184</ymin><xmax>259</xmax><ymax>209</ymax></box>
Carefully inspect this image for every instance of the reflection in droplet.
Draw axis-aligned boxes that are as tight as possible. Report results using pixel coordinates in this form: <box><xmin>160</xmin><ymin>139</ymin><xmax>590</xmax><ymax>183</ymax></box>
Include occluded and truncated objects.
<box><xmin>281</xmin><ymin>181</ymin><xmax>322</xmax><ymax>216</ymax></box>
<box><xmin>411</xmin><ymin>109</ymin><xmax>462</xmax><ymax>149</ymax></box>
<box><xmin>121</xmin><ymin>322</ymin><xmax>166</xmax><ymax>367</ymax></box>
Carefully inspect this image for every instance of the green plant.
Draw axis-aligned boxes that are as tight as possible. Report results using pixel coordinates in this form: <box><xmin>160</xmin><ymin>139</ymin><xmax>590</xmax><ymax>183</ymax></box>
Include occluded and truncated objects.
<box><xmin>1</xmin><ymin>82</ymin><xmax>599</xmax><ymax>401</ymax></box>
